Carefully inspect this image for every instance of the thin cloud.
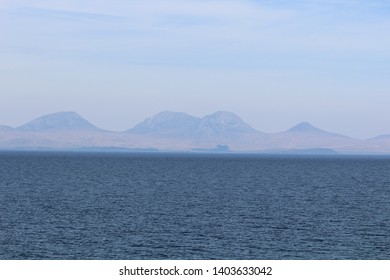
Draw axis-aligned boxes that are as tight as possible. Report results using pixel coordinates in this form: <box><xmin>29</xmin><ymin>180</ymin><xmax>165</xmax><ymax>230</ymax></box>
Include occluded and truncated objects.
<box><xmin>1</xmin><ymin>0</ymin><xmax>295</xmax><ymax>25</ymax></box>
<box><xmin>1</xmin><ymin>0</ymin><xmax>390</xmax><ymax>65</ymax></box>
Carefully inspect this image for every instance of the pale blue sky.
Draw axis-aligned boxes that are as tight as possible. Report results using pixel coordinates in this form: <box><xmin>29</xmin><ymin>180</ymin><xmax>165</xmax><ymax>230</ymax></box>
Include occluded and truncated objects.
<box><xmin>1</xmin><ymin>0</ymin><xmax>389</xmax><ymax>138</ymax></box>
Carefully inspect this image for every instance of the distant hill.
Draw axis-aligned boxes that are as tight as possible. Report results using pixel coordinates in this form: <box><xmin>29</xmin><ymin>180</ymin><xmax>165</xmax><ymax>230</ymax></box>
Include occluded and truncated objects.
<box><xmin>263</xmin><ymin>122</ymin><xmax>357</xmax><ymax>150</ymax></box>
<box><xmin>370</xmin><ymin>134</ymin><xmax>390</xmax><ymax>141</ymax></box>
<box><xmin>286</xmin><ymin>122</ymin><xmax>351</xmax><ymax>138</ymax></box>
<box><xmin>363</xmin><ymin>134</ymin><xmax>390</xmax><ymax>153</ymax></box>
<box><xmin>288</xmin><ymin>122</ymin><xmax>327</xmax><ymax>133</ymax></box>
<box><xmin>16</xmin><ymin>111</ymin><xmax>105</xmax><ymax>132</ymax></box>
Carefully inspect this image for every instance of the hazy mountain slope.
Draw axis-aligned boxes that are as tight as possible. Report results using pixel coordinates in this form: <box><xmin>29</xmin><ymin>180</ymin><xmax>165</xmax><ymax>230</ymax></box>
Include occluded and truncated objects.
<box><xmin>128</xmin><ymin>111</ymin><xmax>201</xmax><ymax>137</ymax></box>
<box><xmin>370</xmin><ymin>134</ymin><xmax>390</xmax><ymax>141</ymax></box>
<box><xmin>285</xmin><ymin>122</ymin><xmax>353</xmax><ymax>143</ymax></box>
<box><xmin>363</xmin><ymin>134</ymin><xmax>390</xmax><ymax>153</ymax></box>
<box><xmin>16</xmin><ymin>111</ymin><xmax>105</xmax><ymax>132</ymax></box>
<box><xmin>0</xmin><ymin>125</ymin><xmax>13</xmax><ymax>132</ymax></box>
<box><xmin>287</xmin><ymin>122</ymin><xmax>342</xmax><ymax>135</ymax></box>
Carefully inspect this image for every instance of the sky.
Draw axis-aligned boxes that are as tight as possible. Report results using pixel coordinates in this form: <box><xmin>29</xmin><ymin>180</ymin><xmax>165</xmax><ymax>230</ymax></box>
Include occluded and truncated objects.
<box><xmin>1</xmin><ymin>0</ymin><xmax>390</xmax><ymax>139</ymax></box>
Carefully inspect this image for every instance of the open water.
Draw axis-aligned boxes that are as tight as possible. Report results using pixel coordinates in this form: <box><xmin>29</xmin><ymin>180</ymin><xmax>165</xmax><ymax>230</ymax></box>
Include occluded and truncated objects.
<box><xmin>0</xmin><ymin>152</ymin><xmax>389</xmax><ymax>259</ymax></box>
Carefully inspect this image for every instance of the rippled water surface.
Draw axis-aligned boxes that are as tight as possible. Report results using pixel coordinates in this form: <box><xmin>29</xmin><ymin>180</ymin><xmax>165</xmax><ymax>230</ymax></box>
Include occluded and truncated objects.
<box><xmin>0</xmin><ymin>152</ymin><xmax>389</xmax><ymax>259</ymax></box>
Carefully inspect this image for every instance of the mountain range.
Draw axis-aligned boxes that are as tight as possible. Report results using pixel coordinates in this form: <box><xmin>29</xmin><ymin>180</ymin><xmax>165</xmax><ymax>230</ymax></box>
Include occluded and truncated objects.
<box><xmin>0</xmin><ymin>111</ymin><xmax>389</xmax><ymax>154</ymax></box>
<box><xmin>128</xmin><ymin>111</ymin><xmax>257</xmax><ymax>137</ymax></box>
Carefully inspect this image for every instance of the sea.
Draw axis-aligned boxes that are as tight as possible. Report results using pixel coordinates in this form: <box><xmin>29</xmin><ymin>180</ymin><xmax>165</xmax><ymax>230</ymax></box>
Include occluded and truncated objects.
<box><xmin>0</xmin><ymin>151</ymin><xmax>389</xmax><ymax>259</ymax></box>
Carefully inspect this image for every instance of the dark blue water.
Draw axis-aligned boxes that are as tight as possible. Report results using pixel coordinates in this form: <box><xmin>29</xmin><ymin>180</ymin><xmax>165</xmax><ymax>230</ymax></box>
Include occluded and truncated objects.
<box><xmin>0</xmin><ymin>152</ymin><xmax>389</xmax><ymax>259</ymax></box>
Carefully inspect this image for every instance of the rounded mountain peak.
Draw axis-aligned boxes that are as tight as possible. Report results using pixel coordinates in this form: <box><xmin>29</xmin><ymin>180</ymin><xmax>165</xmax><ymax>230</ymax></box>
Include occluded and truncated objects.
<box><xmin>199</xmin><ymin>111</ymin><xmax>257</xmax><ymax>133</ymax></box>
<box><xmin>149</xmin><ymin>111</ymin><xmax>197</xmax><ymax>123</ymax></box>
<box><xmin>17</xmin><ymin>111</ymin><xmax>101</xmax><ymax>132</ymax></box>
<box><xmin>288</xmin><ymin>122</ymin><xmax>321</xmax><ymax>132</ymax></box>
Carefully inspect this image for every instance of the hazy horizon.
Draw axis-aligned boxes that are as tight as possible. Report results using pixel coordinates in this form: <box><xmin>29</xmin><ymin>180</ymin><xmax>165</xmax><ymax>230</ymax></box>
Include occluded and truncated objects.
<box><xmin>1</xmin><ymin>0</ymin><xmax>390</xmax><ymax>138</ymax></box>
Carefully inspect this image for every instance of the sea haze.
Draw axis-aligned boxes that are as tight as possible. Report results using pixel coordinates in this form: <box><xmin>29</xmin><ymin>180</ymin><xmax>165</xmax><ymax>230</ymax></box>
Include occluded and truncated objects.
<box><xmin>0</xmin><ymin>152</ymin><xmax>389</xmax><ymax>259</ymax></box>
